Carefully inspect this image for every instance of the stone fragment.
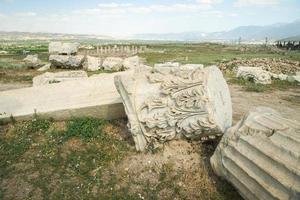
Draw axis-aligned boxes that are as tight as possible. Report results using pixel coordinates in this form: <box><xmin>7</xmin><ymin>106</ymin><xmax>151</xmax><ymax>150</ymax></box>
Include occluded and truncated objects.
<box><xmin>32</xmin><ymin>71</ymin><xmax>88</xmax><ymax>86</ymax></box>
<box><xmin>37</xmin><ymin>63</ymin><xmax>51</xmax><ymax>72</ymax></box>
<box><xmin>24</xmin><ymin>54</ymin><xmax>43</xmax><ymax>69</ymax></box>
<box><xmin>270</xmin><ymin>73</ymin><xmax>288</xmax><ymax>81</ymax></box>
<box><xmin>237</xmin><ymin>66</ymin><xmax>272</xmax><ymax>84</ymax></box>
<box><xmin>102</xmin><ymin>57</ymin><xmax>124</xmax><ymax>71</ymax></box>
<box><xmin>154</xmin><ymin>62</ymin><xmax>180</xmax><ymax>68</ymax></box>
<box><xmin>49</xmin><ymin>42</ymin><xmax>79</xmax><ymax>55</ymax></box>
<box><xmin>0</xmin><ymin>72</ymin><xmax>129</xmax><ymax>121</ymax></box>
<box><xmin>287</xmin><ymin>75</ymin><xmax>300</xmax><ymax>83</ymax></box>
<box><xmin>210</xmin><ymin>107</ymin><xmax>300</xmax><ymax>200</ymax></box>
<box><xmin>180</xmin><ymin>64</ymin><xmax>204</xmax><ymax>70</ymax></box>
<box><xmin>296</xmin><ymin>71</ymin><xmax>300</xmax><ymax>76</ymax></box>
<box><xmin>83</xmin><ymin>56</ymin><xmax>101</xmax><ymax>71</ymax></box>
<box><xmin>49</xmin><ymin>55</ymin><xmax>85</xmax><ymax>69</ymax></box>
<box><xmin>123</xmin><ymin>56</ymin><xmax>140</xmax><ymax>70</ymax></box>
<box><xmin>114</xmin><ymin>65</ymin><xmax>232</xmax><ymax>151</ymax></box>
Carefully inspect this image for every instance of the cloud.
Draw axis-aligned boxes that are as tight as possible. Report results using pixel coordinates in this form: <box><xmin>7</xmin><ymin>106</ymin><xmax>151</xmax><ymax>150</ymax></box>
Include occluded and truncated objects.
<box><xmin>14</xmin><ymin>12</ymin><xmax>37</xmax><ymax>17</ymax></box>
<box><xmin>197</xmin><ymin>0</ymin><xmax>223</xmax><ymax>5</ymax></box>
<box><xmin>234</xmin><ymin>0</ymin><xmax>280</xmax><ymax>7</ymax></box>
<box><xmin>72</xmin><ymin>1</ymin><xmax>215</xmax><ymax>16</ymax></box>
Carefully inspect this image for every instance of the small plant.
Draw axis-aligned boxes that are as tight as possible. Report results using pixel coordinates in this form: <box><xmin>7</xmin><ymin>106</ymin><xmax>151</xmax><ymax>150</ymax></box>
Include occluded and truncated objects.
<box><xmin>64</xmin><ymin>117</ymin><xmax>107</xmax><ymax>140</ymax></box>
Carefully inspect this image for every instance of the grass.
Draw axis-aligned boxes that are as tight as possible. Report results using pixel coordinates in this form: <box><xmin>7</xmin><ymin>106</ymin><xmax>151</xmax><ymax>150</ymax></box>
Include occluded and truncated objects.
<box><xmin>0</xmin><ymin>115</ymin><xmax>130</xmax><ymax>199</ymax></box>
<box><xmin>139</xmin><ymin>43</ymin><xmax>300</xmax><ymax>66</ymax></box>
<box><xmin>0</xmin><ymin>114</ymin><xmax>242</xmax><ymax>200</ymax></box>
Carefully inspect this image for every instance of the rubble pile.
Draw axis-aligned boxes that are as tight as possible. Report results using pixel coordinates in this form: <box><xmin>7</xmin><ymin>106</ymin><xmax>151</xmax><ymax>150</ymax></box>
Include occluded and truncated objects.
<box><xmin>219</xmin><ymin>58</ymin><xmax>300</xmax><ymax>75</ymax></box>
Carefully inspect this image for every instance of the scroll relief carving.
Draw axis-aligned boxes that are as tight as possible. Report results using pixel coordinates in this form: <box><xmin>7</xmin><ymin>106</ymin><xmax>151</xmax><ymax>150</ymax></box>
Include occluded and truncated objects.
<box><xmin>115</xmin><ymin>65</ymin><xmax>232</xmax><ymax>151</ymax></box>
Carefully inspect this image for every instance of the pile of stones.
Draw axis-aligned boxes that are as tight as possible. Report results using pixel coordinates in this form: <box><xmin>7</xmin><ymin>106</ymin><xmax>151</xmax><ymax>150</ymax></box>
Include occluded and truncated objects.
<box><xmin>219</xmin><ymin>58</ymin><xmax>300</xmax><ymax>75</ymax></box>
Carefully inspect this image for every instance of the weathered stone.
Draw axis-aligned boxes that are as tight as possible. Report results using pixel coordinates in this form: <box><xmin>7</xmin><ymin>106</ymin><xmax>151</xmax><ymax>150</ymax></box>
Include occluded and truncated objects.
<box><xmin>180</xmin><ymin>64</ymin><xmax>204</xmax><ymax>70</ymax></box>
<box><xmin>24</xmin><ymin>54</ymin><xmax>43</xmax><ymax>69</ymax></box>
<box><xmin>271</xmin><ymin>74</ymin><xmax>288</xmax><ymax>81</ymax></box>
<box><xmin>37</xmin><ymin>63</ymin><xmax>51</xmax><ymax>72</ymax></box>
<box><xmin>114</xmin><ymin>65</ymin><xmax>232</xmax><ymax>151</ymax></box>
<box><xmin>0</xmin><ymin>72</ymin><xmax>129</xmax><ymax>121</ymax></box>
<box><xmin>83</xmin><ymin>56</ymin><xmax>101</xmax><ymax>71</ymax></box>
<box><xmin>296</xmin><ymin>71</ymin><xmax>300</xmax><ymax>76</ymax></box>
<box><xmin>49</xmin><ymin>55</ymin><xmax>84</xmax><ymax>69</ymax></box>
<box><xmin>49</xmin><ymin>42</ymin><xmax>79</xmax><ymax>55</ymax></box>
<box><xmin>102</xmin><ymin>57</ymin><xmax>124</xmax><ymax>71</ymax></box>
<box><xmin>32</xmin><ymin>71</ymin><xmax>88</xmax><ymax>86</ymax></box>
<box><xmin>210</xmin><ymin>107</ymin><xmax>300</xmax><ymax>200</ymax></box>
<box><xmin>237</xmin><ymin>66</ymin><xmax>272</xmax><ymax>84</ymax></box>
<box><xmin>154</xmin><ymin>62</ymin><xmax>180</xmax><ymax>68</ymax></box>
<box><xmin>287</xmin><ymin>75</ymin><xmax>300</xmax><ymax>83</ymax></box>
<box><xmin>123</xmin><ymin>56</ymin><xmax>140</xmax><ymax>70</ymax></box>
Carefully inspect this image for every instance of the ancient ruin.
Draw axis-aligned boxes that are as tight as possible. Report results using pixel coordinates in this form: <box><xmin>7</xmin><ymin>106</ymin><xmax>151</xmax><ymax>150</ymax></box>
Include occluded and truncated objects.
<box><xmin>114</xmin><ymin>65</ymin><xmax>232</xmax><ymax>151</ymax></box>
<box><xmin>237</xmin><ymin>66</ymin><xmax>272</xmax><ymax>84</ymax></box>
<box><xmin>210</xmin><ymin>107</ymin><xmax>300</xmax><ymax>200</ymax></box>
<box><xmin>0</xmin><ymin>72</ymin><xmax>129</xmax><ymax>121</ymax></box>
<box><xmin>32</xmin><ymin>71</ymin><xmax>88</xmax><ymax>86</ymax></box>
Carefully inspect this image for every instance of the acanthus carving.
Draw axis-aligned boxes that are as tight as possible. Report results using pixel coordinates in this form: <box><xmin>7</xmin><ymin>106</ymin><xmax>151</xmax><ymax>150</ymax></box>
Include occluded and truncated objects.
<box><xmin>114</xmin><ymin>65</ymin><xmax>232</xmax><ymax>151</ymax></box>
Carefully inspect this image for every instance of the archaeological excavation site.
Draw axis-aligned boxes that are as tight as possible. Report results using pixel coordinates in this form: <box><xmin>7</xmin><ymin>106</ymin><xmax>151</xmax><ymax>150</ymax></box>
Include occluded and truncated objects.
<box><xmin>0</xmin><ymin>1</ymin><xmax>300</xmax><ymax>200</ymax></box>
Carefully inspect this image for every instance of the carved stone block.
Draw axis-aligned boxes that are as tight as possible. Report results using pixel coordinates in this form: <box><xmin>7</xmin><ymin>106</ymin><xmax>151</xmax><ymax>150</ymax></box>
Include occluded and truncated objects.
<box><xmin>114</xmin><ymin>65</ymin><xmax>232</xmax><ymax>151</ymax></box>
<box><xmin>210</xmin><ymin>107</ymin><xmax>300</xmax><ymax>200</ymax></box>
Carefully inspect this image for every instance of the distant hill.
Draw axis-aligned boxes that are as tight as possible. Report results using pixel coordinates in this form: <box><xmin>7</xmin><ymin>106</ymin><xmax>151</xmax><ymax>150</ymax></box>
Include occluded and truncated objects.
<box><xmin>0</xmin><ymin>31</ymin><xmax>113</xmax><ymax>41</ymax></box>
<box><xmin>133</xmin><ymin>20</ymin><xmax>300</xmax><ymax>42</ymax></box>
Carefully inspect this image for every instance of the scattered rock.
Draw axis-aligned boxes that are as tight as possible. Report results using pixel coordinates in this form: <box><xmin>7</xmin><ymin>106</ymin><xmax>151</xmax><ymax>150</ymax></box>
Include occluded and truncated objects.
<box><xmin>102</xmin><ymin>57</ymin><xmax>124</xmax><ymax>71</ymax></box>
<box><xmin>49</xmin><ymin>42</ymin><xmax>79</xmax><ymax>55</ymax></box>
<box><xmin>237</xmin><ymin>66</ymin><xmax>272</xmax><ymax>84</ymax></box>
<box><xmin>49</xmin><ymin>55</ymin><xmax>85</xmax><ymax>69</ymax></box>
<box><xmin>219</xmin><ymin>58</ymin><xmax>300</xmax><ymax>74</ymax></box>
<box><xmin>83</xmin><ymin>56</ymin><xmax>101</xmax><ymax>71</ymax></box>
<box><xmin>32</xmin><ymin>71</ymin><xmax>88</xmax><ymax>86</ymax></box>
<box><xmin>123</xmin><ymin>56</ymin><xmax>140</xmax><ymax>70</ymax></box>
<box><xmin>180</xmin><ymin>64</ymin><xmax>204</xmax><ymax>70</ymax></box>
<box><xmin>271</xmin><ymin>73</ymin><xmax>288</xmax><ymax>81</ymax></box>
<box><xmin>37</xmin><ymin>63</ymin><xmax>51</xmax><ymax>72</ymax></box>
<box><xmin>154</xmin><ymin>62</ymin><xmax>180</xmax><ymax>68</ymax></box>
<box><xmin>114</xmin><ymin>65</ymin><xmax>232</xmax><ymax>151</ymax></box>
<box><xmin>287</xmin><ymin>75</ymin><xmax>300</xmax><ymax>83</ymax></box>
<box><xmin>211</xmin><ymin>107</ymin><xmax>300</xmax><ymax>200</ymax></box>
<box><xmin>23</xmin><ymin>54</ymin><xmax>43</xmax><ymax>69</ymax></box>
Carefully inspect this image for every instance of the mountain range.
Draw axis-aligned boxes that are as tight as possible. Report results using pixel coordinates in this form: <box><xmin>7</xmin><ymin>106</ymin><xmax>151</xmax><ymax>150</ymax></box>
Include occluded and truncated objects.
<box><xmin>132</xmin><ymin>19</ymin><xmax>300</xmax><ymax>42</ymax></box>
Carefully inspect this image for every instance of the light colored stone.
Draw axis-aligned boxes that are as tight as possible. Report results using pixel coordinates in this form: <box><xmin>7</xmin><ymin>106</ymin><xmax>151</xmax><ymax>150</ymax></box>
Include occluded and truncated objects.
<box><xmin>123</xmin><ymin>56</ymin><xmax>140</xmax><ymax>70</ymax></box>
<box><xmin>237</xmin><ymin>66</ymin><xmax>272</xmax><ymax>84</ymax></box>
<box><xmin>180</xmin><ymin>64</ymin><xmax>204</xmax><ymax>70</ymax></box>
<box><xmin>0</xmin><ymin>71</ymin><xmax>130</xmax><ymax>121</ymax></box>
<box><xmin>23</xmin><ymin>54</ymin><xmax>43</xmax><ymax>68</ymax></box>
<box><xmin>102</xmin><ymin>57</ymin><xmax>124</xmax><ymax>71</ymax></box>
<box><xmin>37</xmin><ymin>63</ymin><xmax>51</xmax><ymax>72</ymax></box>
<box><xmin>287</xmin><ymin>75</ymin><xmax>300</xmax><ymax>83</ymax></box>
<box><xmin>210</xmin><ymin>107</ymin><xmax>300</xmax><ymax>200</ymax></box>
<box><xmin>154</xmin><ymin>62</ymin><xmax>180</xmax><ymax>68</ymax></box>
<box><xmin>270</xmin><ymin>73</ymin><xmax>288</xmax><ymax>81</ymax></box>
<box><xmin>296</xmin><ymin>71</ymin><xmax>300</xmax><ymax>76</ymax></box>
<box><xmin>49</xmin><ymin>42</ymin><xmax>79</xmax><ymax>55</ymax></box>
<box><xmin>83</xmin><ymin>56</ymin><xmax>101</xmax><ymax>71</ymax></box>
<box><xmin>114</xmin><ymin>65</ymin><xmax>232</xmax><ymax>151</ymax></box>
<box><xmin>32</xmin><ymin>71</ymin><xmax>88</xmax><ymax>86</ymax></box>
<box><xmin>49</xmin><ymin>55</ymin><xmax>84</xmax><ymax>69</ymax></box>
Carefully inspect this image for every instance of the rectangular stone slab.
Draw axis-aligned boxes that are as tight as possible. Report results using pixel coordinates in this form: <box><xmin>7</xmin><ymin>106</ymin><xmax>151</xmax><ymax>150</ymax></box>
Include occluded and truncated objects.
<box><xmin>0</xmin><ymin>72</ymin><xmax>127</xmax><ymax>122</ymax></box>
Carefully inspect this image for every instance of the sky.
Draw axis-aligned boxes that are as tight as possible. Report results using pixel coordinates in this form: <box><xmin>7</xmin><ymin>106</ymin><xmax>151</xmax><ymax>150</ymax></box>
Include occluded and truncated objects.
<box><xmin>0</xmin><ymin>0</ymin><xmax>299</xmax><ymax>37</ymax></box>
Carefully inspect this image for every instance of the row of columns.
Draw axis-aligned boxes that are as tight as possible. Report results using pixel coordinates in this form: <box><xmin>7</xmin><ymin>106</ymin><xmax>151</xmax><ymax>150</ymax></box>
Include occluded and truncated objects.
<box><xmin>96</xmin><ymin>45</ymin><xmax>146</xmax><ymax>54</ymax></box>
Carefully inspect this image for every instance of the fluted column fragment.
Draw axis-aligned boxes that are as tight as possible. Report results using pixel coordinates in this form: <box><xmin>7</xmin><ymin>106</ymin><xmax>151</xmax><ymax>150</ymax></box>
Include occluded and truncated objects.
<box><xmin>211</xmin><ymin>107</ymin><xmax>300</xmax><ymax>200</ymax></box>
